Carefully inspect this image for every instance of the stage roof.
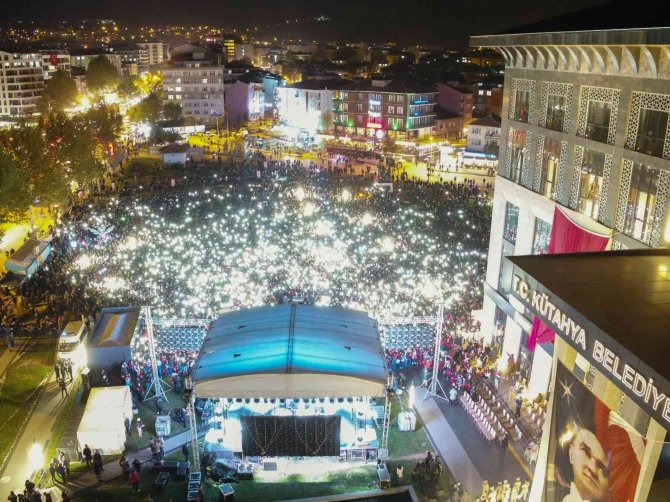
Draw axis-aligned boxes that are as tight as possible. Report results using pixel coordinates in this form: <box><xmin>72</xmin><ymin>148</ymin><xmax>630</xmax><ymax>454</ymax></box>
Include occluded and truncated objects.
<box><xmin>192</xmin><ymin>305</ymin><xmax>388</xmax><ymax>398</ymax></box>
<box><xmin>88</xmin><ymin>306</ymin><xmax>141</xmax><ymax>348</ymax></box>
<box><xmin>509</xmin><ymin>249</ymin><xmax>670</xmax><ymax>382</ymax></box>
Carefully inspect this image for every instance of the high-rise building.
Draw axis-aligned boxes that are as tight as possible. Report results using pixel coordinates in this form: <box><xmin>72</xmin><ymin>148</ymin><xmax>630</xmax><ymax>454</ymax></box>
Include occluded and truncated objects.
<box><xmin>0</xmin><ymin>48</ymin><xmax>44</xmax><ymax>118</ymax></box>
<box><xmin>471</xmin><ymin>26</ymin><xmax>670</xmax><ymax>446</ymax></box>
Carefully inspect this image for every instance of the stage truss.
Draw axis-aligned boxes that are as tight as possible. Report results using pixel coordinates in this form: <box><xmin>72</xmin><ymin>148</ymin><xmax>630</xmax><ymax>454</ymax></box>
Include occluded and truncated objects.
<box><xmin>139</xmin><ymin>307</ymin><xmax>447</xmax><ymax>467</ymax></box>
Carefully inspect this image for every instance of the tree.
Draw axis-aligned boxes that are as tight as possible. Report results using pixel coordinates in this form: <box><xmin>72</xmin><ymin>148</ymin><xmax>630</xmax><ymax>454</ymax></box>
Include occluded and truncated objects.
<box><xmin>87</xmin><ymin>104</ymin><xmax>123</xmax><ymax>146</ymax></box>
<box><xmin>117</xmin><ymin>74</ymin><xmax>138</xmax><ymax>98</ymax></box>
<box><xmin>162</xmin><ymin>101</ymin><xmax>183</xmax><ymax>123</ymax></box>
<box><xmin>41</xmin><ymin>70</ymin><xmax>78</xmax><ymax>112</ymax></box>
<box><xmin>128</xmin><ymin>93</ymin><xmax>162</xmax><ymax>124</ymax></box>
<box><xmin>86</xmin><ymin>55</ymin><xmax>119</xmax><ymax>93</ymax></box>
<box><xmin>0</xmin><ymin>151</ymin><xmax>32</xmax><ymax>222</ymax></box>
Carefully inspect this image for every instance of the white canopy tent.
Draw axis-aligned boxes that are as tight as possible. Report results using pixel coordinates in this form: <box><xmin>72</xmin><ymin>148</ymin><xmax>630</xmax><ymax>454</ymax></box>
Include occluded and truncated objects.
<box><xmin>192</xmin><ymin>305</ymin><xmax>388</xmax><ymax>399</ymax></box>
<box><xmin>77</xmin><ymin>386</ymin><xmax>133</xmax><ymax>455</ymax></box>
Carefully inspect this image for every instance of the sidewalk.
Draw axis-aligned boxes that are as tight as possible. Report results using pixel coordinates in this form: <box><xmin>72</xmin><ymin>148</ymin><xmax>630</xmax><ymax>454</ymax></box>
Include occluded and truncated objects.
<box><xmin>0</xmin><ymin>369</ymin><xmax>78</xmax><ymax>498</ymax></box>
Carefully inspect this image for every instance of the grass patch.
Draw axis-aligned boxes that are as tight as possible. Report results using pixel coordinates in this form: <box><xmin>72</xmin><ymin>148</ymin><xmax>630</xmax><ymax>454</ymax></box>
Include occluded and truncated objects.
<box><xmin>73</xmin><ymin>462</ymin><xmax>379</xmax><ymax>502</ymax></box>
<box><xmin>0</xmin><ymin>338</ymin><xmax>56</xmax><ymax>464</ymax></box>
<box><xmin>386</xmin><ymin>394</ymin><xmax>433</xmax><ymax>460</ymax></box>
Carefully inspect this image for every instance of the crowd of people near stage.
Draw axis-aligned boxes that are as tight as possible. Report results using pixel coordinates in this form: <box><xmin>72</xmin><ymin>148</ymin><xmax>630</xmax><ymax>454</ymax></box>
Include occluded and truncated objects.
<box><xmin>387</xmin><ymin>330</ymin><xmax>500</xmax><ymax>396</ymax></box>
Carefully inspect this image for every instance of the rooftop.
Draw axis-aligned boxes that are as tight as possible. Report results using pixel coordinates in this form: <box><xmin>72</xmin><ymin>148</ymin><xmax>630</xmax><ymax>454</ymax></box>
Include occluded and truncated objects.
<box><xmin>509</xmin><ymin>249</ymin><xmax>670</xmax><ymax>382</ymax></box>
<box><xmin>434</xmin><ymin>106</ymin><xmax>461</xmax><ymax>120</ymax></box>
<box><xmin>469</xmin><ymin>116</ymin><xmax>501</xmax><ymax>128</ymax></box>
<box><xmin>192</xmin><ymin>305</ymin><xmax>388</xmax><ymax>399</ymax></box>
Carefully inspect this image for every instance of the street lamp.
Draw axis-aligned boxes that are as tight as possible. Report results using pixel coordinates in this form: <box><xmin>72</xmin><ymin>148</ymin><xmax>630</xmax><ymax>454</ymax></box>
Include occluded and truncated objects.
<box><xmin>29</xmin><ymin>196</ymin><xmax>41</xmax><ymax>239</ymax></box>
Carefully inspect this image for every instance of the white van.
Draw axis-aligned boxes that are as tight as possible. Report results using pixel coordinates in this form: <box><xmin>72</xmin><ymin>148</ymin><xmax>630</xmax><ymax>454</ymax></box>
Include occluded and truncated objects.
<box><xmin>57</xmin><ymin>321</ymin><xmax>87</xmax><ymax>364</ymax></box>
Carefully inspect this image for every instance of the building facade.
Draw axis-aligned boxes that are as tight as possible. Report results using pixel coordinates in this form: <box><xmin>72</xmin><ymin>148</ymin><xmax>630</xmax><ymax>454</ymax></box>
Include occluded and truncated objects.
<box><xmin>224</xmin><ymin>80</ymin><xmax>265</xmax><ymax>124</ymax></box>
<box><xmin>162</xmin><ymin>60</ymin><xmax>225</xmax><ymax>123</ymax></box>
<box><xmin>465</xmin><ymin>116</ymin><xmax>501</xmax><ymax>159</ymax></box>
<box><xmin>0</xmin><ymin>49</ymin><xmax>44</xmax><ymax>118</ymax></box>
<box><xmin>333</xmin><ymin>80</ymin><xmax>436</xmax><ymax>140</ymax></box>
<box><xmin>471</xmin><ymin>28</ymin><xmax>670</xmax><ymax>439</ymax></box>
<box><xmin>276</xmin><ymin>81</ymin><xmax>336</xmax><ymax>134</ymax></box>
<box><xmin>138</xmin><ymin>42</ymin><xmax>170</xmax><ymax>67</ymax></box>
<box><xmin>435</xmin><ymin>82</ymin><xmax>474</xmax><ymax>124</ymax></box>
<box><xmin>40</xmin><ymin>49</ymin><xmax>71</xmax><ymax>80</ymax></box>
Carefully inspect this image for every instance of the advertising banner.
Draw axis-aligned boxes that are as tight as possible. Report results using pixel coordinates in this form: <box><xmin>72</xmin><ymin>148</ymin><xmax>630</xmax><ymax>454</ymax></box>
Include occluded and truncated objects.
<box><xmin>544</xmin><ymin>362</ymin><xmax>647</xmax><ymax>502</ymax></box>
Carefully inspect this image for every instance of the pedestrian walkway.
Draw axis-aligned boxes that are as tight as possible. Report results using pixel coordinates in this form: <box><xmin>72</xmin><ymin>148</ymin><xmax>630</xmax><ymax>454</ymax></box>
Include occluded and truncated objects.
<box><xmin>414</xmin><ymin>387</ymin><xmax>483</xmax><ymax>498</ymax></box>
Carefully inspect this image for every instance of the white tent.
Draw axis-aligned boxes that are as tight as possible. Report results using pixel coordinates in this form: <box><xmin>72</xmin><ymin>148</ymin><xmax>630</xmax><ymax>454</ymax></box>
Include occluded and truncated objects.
<box><xmin>77</xmin><ymin>386</ymin><xmax>133</xmax><ymax>455</ymax></box>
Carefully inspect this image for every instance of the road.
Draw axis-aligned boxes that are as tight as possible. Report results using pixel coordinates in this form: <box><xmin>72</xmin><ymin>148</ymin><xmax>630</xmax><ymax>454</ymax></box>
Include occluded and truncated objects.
<box><xmin>0</xmin><ymin>367</ymin><xmax>77</xmax><ymax>497</ymax></box>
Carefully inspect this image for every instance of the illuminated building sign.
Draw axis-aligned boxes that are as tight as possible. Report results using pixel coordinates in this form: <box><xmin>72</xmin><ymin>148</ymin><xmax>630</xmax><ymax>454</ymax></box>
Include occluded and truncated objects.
<box><xmin>367</xmin><ymin>123</ymin><xmax>382</xmax><ymax>129</ymax></box>
<box><xmin>511</xmin><ymin>271</ymin><xmax>670</xmax><ymax>428</ymax></box>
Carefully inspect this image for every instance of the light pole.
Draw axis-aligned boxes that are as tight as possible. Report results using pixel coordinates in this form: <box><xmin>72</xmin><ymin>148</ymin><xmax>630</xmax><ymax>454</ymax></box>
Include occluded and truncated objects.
<box><xmin>29</xmin><ymin>196</ymin><xmax>41</xmax><ymax>239</ymax></box>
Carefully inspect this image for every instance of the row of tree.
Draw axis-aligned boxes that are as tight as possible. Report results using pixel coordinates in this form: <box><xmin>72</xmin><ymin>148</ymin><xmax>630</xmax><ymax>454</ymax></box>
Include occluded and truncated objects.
<box><xmin>0</xmin><ymin>105</ymin><xmax>123</xmax><ymax>221</ymax></box>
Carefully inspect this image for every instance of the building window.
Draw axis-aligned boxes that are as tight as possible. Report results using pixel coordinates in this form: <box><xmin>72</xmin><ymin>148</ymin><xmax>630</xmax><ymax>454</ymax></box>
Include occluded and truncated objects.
<box><xmin>513</xmin><ymin>89</ymin><xmax>530</xmax><ymax>122</ymax></box>
<box><xmin>577</xmin><ymin>149</ymin><xmax>606</xmax><ymax>219</ymax></box>
<box><xmin>623</xmin><ymin>163</ymin><xmax>660</xmax><ymax>244</ymax></box>
<box><xmin>356</xmin><ymin>103</ymin><xmax>363</xmax><ymax>112</ymax></box>
<box><xmin>498</xmin><ymin>239</ymin><xmax>515</xmax><ymax>299</ymax></box>
<box><xmin>539</xmin><ymin>138</ymin><xmax>561</xmax><ymax>199</ymax></box>
<box><xmin>584</xmin><ymin>101</ymin><xmax>611</xmax><ymax>143</ymax></box>
<box><xmin>503</xmin><ymin>202</ymin><xmax>519</xmax><ymax>245</ymax></box>
<box><xmin>388</xmin><ymin>106</ymin><xmax>395</xmax><ymax>114</ymax></box>
<box><xmin>545</xmin><ymin>95</ymin><xmax>566</xmax><ymax>132</ymax></box>
<box><xmin>508</xmin><ymin>128</ymin><xmax>527</xmax><ymax>184</ymax></box>
<box><xmin>397</xmin><ymin>106</ymin><xmax>403</xmax><ymax>115</ymax></box>
<box><xmin>532</xmin><ymin>218</ymin><xmax>552</xmax><ymax>255</ymax></box>
<box><xmin>635</xmin><ymin>109</ymin><xmax>669</xmax><ymax>158</ymax></box>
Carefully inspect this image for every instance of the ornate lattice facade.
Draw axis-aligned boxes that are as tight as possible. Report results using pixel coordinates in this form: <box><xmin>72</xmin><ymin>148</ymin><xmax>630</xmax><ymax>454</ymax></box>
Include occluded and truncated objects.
<box><xmin>556</xmin><ymin>141</ymin><xmax>570</xmax><ymax>203</ymax></box>
<box><xmin>576</xmin><ymin>86</ymin><xmax>621</xmax><ymax>145</ymax></box>
<box><xmin>521</xmin><ymin>131</ymin><xmax>534</xmax><ymax>189</ymax></box>
<box><xmin>508</xmin><ymin>78</ymin><xmax>536</xmax><ymax>124</ymax></box>
<box><xmin>533</xmin><ymin>135</ymin><xmax>567</xmax><ymax>198</ymax></box>
<box><xmin>539</xmin><ymin>82</ymin><xmax>574</xmax><ymax>133</ymax></box>
<box><xmin>569</xmin><ymin>146</ymin><xmax>585</xmax><ymax>209</ymax></box>
<box><xmin>624</xmin><ymin>91</ymin><xmax>670</xmax><ymax>159</ymax></box>
<box><xmin>650</xmin><ymin>170</ymin><xmax>670</xmax><ymax>247</ymax></box>
<box><xmin>613</xmin><ymin>159</ymin><xmax>634</xmax><ymax>232</ymax></box>
<box><xmin>597</xmin><ymin>154</ymin><xmax>614</xmax><ymax>224</ymax></box>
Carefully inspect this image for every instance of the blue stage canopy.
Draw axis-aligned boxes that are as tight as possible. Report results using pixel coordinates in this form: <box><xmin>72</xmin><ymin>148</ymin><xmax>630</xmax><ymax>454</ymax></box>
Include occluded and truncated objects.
<box><xmin>192</xmin><ymin>305</ymin><xmax>388</xmax><ymax>399</ymax></box>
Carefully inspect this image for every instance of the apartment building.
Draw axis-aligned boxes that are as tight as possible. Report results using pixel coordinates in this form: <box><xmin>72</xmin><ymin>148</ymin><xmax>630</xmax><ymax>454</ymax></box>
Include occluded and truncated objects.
<box><xmin>0</xmin><ymin>48</ymin><xmax>44</xmax><ymax>118</ymax></box>
<box><xmin>333</xmin><ymin>80</ymin><xmax>436</xmax><ymax>140</ymax></box>
<box><xmin>161</xmin><ymin>45</ymin><xmax>224</xmax><ymax>123</ymax></box>
<box><xmin>465</xmin><ymin>116</ymin><xmax>501</xmax><ymax>159</ymax></box>
<box><xmin>40</xmin><ymin>49</ymin><xmax>71</xmax><ymax>80</ymax></box>
<box><xmin>276</xmin><ymin>80</ymin><xmax>338</xmax><ymax>134</ymax></box>
<box><xmin>138</xmin><ymin>42</ymin><xmax>170</xmax><ymax>67</ymax></box>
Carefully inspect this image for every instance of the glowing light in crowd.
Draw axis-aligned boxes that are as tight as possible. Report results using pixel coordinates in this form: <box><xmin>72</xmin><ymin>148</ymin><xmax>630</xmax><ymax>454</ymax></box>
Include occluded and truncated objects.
<box><xmin>29</xmin><ymin>442</ymin><xmax>43</xmax><ymax>471</ymax></box>
<box><xmin>63</xmin><ymin>181</ymin><xmax>490</xmax><ymax>319</ymax></box>
<box><xmin>341</xmin><ymin>189</ymin><xmax>352</xmax><ymax>203</ymax></box>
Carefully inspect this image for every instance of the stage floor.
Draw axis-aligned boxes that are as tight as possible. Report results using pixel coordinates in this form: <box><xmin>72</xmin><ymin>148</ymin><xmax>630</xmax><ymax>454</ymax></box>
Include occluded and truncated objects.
<box><xmin>203</xmin><ymin>398</ymin><xmax>379</xmax><ymax>454</ymax></box>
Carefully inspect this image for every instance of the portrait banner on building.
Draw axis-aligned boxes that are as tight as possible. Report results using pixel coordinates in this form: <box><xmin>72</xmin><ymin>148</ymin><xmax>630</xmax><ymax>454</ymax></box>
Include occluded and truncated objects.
<box><xmin>544</xmin><ymin>363</ymin><xmax>646</xmax><ymax>502</ymax></box>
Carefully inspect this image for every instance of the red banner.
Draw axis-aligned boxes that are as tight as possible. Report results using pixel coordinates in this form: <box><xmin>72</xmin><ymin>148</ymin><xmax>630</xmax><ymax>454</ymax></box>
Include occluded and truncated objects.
<box><xmin>527</xmin><ymin>208</ymin><xmax>609</xmax><ymax>351</ymax></box>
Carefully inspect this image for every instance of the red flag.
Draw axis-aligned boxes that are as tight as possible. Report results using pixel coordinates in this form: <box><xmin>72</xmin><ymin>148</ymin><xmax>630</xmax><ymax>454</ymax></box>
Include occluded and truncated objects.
<box><xmin>50</xmin><ymin>53</ymin><xmax>58</xmax><ymax>66</ymax></box>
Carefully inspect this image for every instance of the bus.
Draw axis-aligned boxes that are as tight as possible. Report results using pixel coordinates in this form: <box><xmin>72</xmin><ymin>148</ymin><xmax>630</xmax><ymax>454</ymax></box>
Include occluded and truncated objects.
<box><xmin>57</xmin><ymin>321</ymin><xmax>87</xmax><ymax>365</ymax></box>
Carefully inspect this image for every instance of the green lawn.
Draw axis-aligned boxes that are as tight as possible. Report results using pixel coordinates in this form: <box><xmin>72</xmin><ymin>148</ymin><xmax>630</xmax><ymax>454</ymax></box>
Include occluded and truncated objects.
<box><xmin>0</xmin><ymin>338</ymin><xmax>56</xmax><ymax>464</ymax></box>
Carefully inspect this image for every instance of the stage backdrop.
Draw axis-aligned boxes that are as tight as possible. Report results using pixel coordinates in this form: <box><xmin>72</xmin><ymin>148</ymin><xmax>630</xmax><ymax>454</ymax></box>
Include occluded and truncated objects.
<box><xmin>544</xmin><ymin>363</ymin><xmax>647</xmax><ymax>502</ymax></box>
<box><xmin>241</xmin><ymin>415</ymin><xmax>341</xmax><ymax>457</ymax></box>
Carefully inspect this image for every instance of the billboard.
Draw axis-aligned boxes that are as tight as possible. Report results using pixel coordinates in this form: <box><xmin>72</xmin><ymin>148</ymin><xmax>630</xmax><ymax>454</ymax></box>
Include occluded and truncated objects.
<box><xmin>544</xmin><ymin>363</ymin><xmax>647</xmax><ymax>502</ymax></box>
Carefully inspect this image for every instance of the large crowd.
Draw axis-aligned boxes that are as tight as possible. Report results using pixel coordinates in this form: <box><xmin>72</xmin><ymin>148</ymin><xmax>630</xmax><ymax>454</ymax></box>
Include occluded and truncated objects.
<box><xmin>55</xmin><ymin>164</ymin><xmax>491</xmax><ymax>321</ymax></box>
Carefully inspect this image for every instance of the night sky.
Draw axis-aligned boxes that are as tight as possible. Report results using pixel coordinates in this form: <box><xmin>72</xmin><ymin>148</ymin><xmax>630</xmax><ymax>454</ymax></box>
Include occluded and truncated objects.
<box><xmin>0</xmin><ymin>0</ymin><xmax>626</xmax><ymax>47</ymax></box>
